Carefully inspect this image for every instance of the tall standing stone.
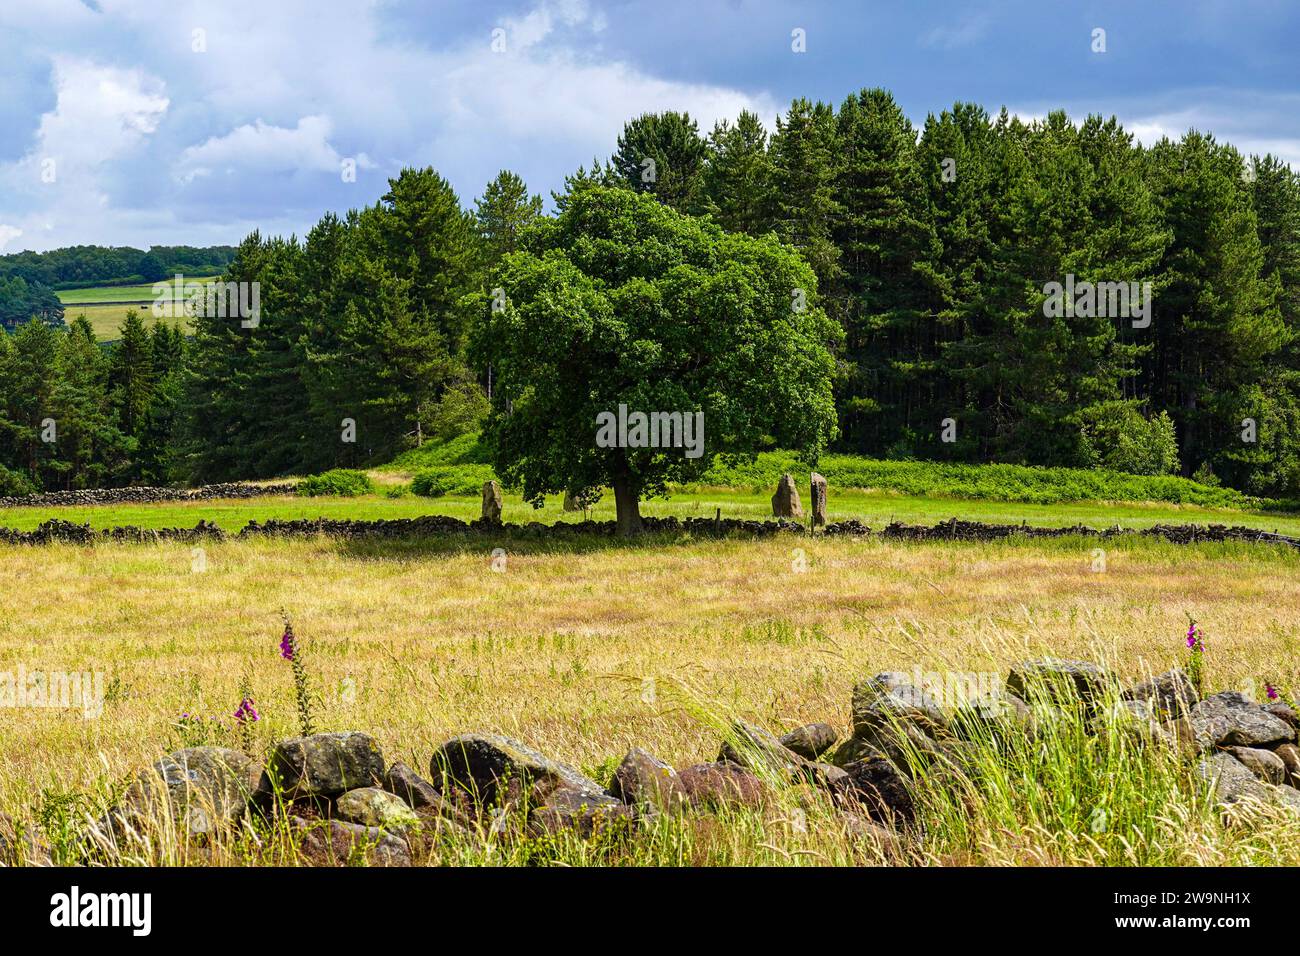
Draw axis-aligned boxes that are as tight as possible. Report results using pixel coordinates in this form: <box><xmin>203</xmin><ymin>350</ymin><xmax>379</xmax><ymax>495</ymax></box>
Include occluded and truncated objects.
<box><xmin>481</xmin><ymin>480</ymin><xmax>503</xmax><ymax>524</ymax></box>
<box><xmin>771</xmin><ymin>473</ymin><xmax>803</xmax><ymax>518</ymax></box>
<box><xmin>810</xmin><ymin>472</ymin><xmax>828</xmax><ymax>528</ymax></box>
<box><xmin>562</xmin><ymin>490</ymin><xmax>580</xmax><ymax>513</ymax></box>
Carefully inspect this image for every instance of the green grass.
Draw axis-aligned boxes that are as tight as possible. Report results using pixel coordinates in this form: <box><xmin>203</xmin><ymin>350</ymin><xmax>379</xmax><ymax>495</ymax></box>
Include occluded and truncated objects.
<box><xmin>4</xmin><ymin>486</ymin><xmax>1300</xmax><ymax>536</ymax></box>
<box><xmin>56</xmin><ymin>277</ymin><xmax>219</xmax><ymax>305</ymax></box>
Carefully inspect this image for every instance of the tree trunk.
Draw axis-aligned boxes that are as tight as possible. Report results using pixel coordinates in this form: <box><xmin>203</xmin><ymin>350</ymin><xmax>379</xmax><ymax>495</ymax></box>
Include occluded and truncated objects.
<box><xmin>611</xmin><ymin>464</ymin><xmax>642</xmax><ymax>536</ymax></box>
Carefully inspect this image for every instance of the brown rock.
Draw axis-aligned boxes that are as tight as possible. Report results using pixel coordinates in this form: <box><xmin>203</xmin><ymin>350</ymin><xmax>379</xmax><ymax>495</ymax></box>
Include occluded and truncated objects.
<box><xmin>382</xmin><ymin>761</ymin><xmax>441</xmax><ymax>810</ymax></box>
<box><xmin>291</xmin><ymin>816</ymin><xmax>411</xmax><ymax>866</ymax></box>
<box><xmin>1274</xmin><ymin>743</ymin><xmax>1300</xmax><ymax>787</ymax></box>
<box><xmin>677</xmin><ymin>762</ymin><xmax>767</xmax><ymax>809</ymax></box>
<box><xmin>771</xmin><ymin>474</ymin><xmax>803</xmax><ymax>518</ymax></box>
<box><xmin>838</xmin><ymin>753</ymin><xmax>915</xmax><ymax>827</ymax></box>
<box><xmin>1123</xmin><ymin>668</ymin><xmax>1199</xmax><ymax>719</ymax></box>
<box><xmin>609</xmin><ymin>748</ymin><xmax>686</xmax><ymax>808</ymax></box>
<box><xmin>1225</xmin><ymin>746</ymin><xmax>1286</xmax><ymax>784</ymax></box>
<box><xmin>481</xmin><ymin>480</ymin><xmax>503</xmax><ymax>523</ymax></box>
<box><xmin>810</xmin><ymin>472</ymin><xmax>828</xmax><ymax>527</ymax></box>
<box><xmin>529</xmin><ymin>787</ymin><xmax>636</xmax><ymax>838</ymax></box>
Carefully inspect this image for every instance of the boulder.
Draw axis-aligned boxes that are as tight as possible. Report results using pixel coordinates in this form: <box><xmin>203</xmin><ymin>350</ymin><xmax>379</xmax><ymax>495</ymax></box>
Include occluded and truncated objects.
<box><xmin>382</xmin><ymin>761</ymin><xmax>441</xmax><ymax>810</ymax></box>
<box><xmin>841</xmin><ymin>811</ymin><xmax>904</xmax><ymax>857</ymax></box>
<box><xmin>1197</xmin><ymin>752</ymin><xmax>1300</xmax><ymax>813</ymax></box>
<box><xmin>529</xmin><ymin>787</ymin><xmax>636</xmax><ymax>838</ymax></box>
<box><xmin>562</xmin><ymin>490</ymin><xmax>580</xmax><ymax>513</ymax></box>
<box><xmin>851</xmin><ymin>672</ymin><xmax>948</xmax><ymax>738</ymax></box>
<box><xmin>810</xmin><ymin>473</ymin><xmax>828</xmax><ymax>528</ymax></box>
<box><xmin>263</xmin><ymin>732</ymin><xmax>385</xmax><ymax>801</ymax></box>
<box><xmin>431</xmin><ymin>733</ymin><xmax>605</xmax><ymax>807</ymax></box>
<box><xmin>855</xmin><ymin>719</ymin><xmax>945</xmax><ymax>776</ymax></box>
<box><xmin>677</xmin><ymin>762</ymin><xmax>767</xmax><ymax>809</ymax></box>
<box><xmin>1188</xmin><ymin>692</ymin><xmax>1293</xmax><ymax>752</ymax></box>
<box><xmin>334</xmin><ymin>787</ymin><xmax>421</xmax><ymax>830</ymax></box>
<box><xmin>116</xmin><ymin>747</ymin><xmax>259</xmax><ymax>836</ymax></box>
<box><xmin>291</xmin><ymin>816</ymin><xmax>411</xmax><ymax>867</ymax></box>
<box><xmin>1224</xmin><ymin>747</ymin><xmax>1286</xmax><ymax>785</ymax></box>
<box><xmin>771</xmin><ymin>474</ymin><xmax>803</xmax><ymax>519</ymax></box>
<box><xmin>718</xmin><ymin>719</ymin><xmax>811</xmax><ymax>778</ymax></box>
<box><xmin>1264</xmin><ymin>703</ymin><xmax>1299</xmax><ymax>730</ymax></box>
<box><xmin>837</xmin><ymin>753</ymin><xmax>915</xmax><ymax>826</ymax></box>
<box><xmin>1273</xmin><ymin>743</ymin><xmax>1300</xmax><ymax>787</ymax></box>
<box><xmin>609</xmin><ymin>748</ymin><xmax>686</xmax><ymax>808</ymax></box>
<box><xmin>1007</xmin><ymin>658</ymin><xmax>1116</xmax><ymax>705</ymax></box>
<box><xmin>780</xmin><ymin>723</ymin><xmax>839</xmax><ymax>760</ymax></box>
<box><xmin>481</xmin><ymin>481</ymin><xmax>504</xmax><ymax>524</ymax></box>
<box><xmin>1123</xmin><ymin>668</ymin><xmax>1198</xmax><ymax>718</ymax></box>
<box><xmin>951</xmin><ymin>690</ymin><xmax>1035</xmax><ymax>742</ymax></box>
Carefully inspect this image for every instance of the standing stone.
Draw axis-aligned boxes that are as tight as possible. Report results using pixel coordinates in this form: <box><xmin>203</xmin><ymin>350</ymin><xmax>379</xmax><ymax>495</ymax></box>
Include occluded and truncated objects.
<box><xmin>481</xmin><ymin>480</ymin><xmax>503</xmax><ymax>524</ymax></box>
<box><xmin>810</xmin><ymin>473</ymin><xmax>828</xmax><ymax>528</ymax></box>
<box><xmin>562</xmin><ymin>490</ymin><xmax>580</xmax><ymax>513</ymax></box>
<box><xmin>771</xmin><ymin>474</ymin><xmax>803</xmax><ymax>518</ymax></box>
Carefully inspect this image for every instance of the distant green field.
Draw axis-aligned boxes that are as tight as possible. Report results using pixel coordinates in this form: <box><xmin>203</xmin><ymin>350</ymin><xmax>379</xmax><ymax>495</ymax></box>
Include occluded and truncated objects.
<box><xmin>4</xmin><ymin>487</ymin><xmax>1300</xmax><ymax>535</ymax></box>
<box><xmin>60</xmin><ymin>303</ymin><xmax>190</xmax><ymax>341</ymax></box>
<box><xmin>56</xmin><ymin>276</ymin><xmax>219</xmax><ymax>305</ymax></box>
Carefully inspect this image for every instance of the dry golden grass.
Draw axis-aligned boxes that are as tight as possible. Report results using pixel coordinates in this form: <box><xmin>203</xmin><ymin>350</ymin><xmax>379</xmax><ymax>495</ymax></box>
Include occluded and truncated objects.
<box><xmin>2</xmin><ymin>532</ymin><xmax>1299</xmax><ymax>865</ymax></box>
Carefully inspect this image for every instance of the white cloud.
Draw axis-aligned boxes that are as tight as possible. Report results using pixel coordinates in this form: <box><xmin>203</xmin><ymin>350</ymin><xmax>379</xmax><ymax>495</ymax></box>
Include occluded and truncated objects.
<box><xmin>0</xmin><ymin>225</ymin><xmax>22</xmax><ymax>251</ymax></box>
<box><xmin>174</xmin><ymin>115</ymin><xmax>372</xmax><ymax>184</ymax></box>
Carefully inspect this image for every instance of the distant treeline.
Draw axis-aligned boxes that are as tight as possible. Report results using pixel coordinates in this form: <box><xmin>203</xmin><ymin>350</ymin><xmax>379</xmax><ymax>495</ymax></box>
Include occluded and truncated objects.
<box><xmin>0</xmin><ymin>244</ymin><xmax>237</xmax><ymax>290</ymax></box>
<box><xmin>2</xmin><ymin>87</ymin><xmax>1299</xmax><ymax>498</ymax></box>
<box><xmin>0</xmin><ymin>277</ymin><xmax>64</xmax><ymax>332</ymax></box>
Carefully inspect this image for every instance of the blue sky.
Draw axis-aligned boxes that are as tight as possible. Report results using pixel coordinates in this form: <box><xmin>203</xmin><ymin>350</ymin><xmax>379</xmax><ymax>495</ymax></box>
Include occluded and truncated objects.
<box><xmin>1</xmin><ymin>0</ymin><xmax>1297</xmax><ymax>253</ymax></box>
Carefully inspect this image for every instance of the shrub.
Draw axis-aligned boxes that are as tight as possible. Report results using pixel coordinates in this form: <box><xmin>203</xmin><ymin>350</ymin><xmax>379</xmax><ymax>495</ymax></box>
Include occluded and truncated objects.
<box><xmin>424</xmin><ymin>380</ymin><xmax>489</xmax><ymax>444</ymax></box>
<box><xmin>0</xmin><ymin>465</ymin><xmax>37</xmax><ymax>497</ymax></box>
<box><xmin>296</xmin><ymin>469</ymin><xmax>375</xmax><ymax>498</ymax></box>
<box><xmin>411</xmin><ymin>464</ymin><xmax>495</xmax><ymax>498</ymax></box>
<box><xmin>1076</xmin><ymin>402</ymin><xmax>1180</xmax><ymax>476</ymax></box>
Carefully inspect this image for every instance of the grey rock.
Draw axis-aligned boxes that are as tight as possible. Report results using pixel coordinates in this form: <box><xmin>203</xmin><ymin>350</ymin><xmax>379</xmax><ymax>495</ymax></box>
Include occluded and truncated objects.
<box><xmin>431</xmin><ymin>733</ymin><xmax>604</xmax><ymax>807</ymax></box>
<box><xmin>117</xmin><ymin>746</ymin><xmax>259</xmax><ymax>836</ymax></box>
<box><xmin>1225</xmin><ymin>747</ymin><xmax>1286</xmax><ymax>785</ymax></box>
<box><xmin>810</xmin><ymin>473</ymin><xmax>828</xmax><ymax>528</ymax></box>
<box><xmin>771</xmin><ymin>473</ymin><xmax>803</xmax><ymax>519</ymax></box>
<box><xmin>1123</xmin><ymin>668</ymin><xmax>1199</xmax><ymax>718</ymax></box>
<box><xmin>1189</xmin><ymin>692</ymin><xmax>1293</xmax><ymax>752</ymax></box>
<box><xmin>334</xmin><ymin>787</ymin><xmax>421</xmax><ymax>830</ymax></box>
<box><xmin>851</xmin><ymin>672</ymin><xmax>948</xmax><ymax>738</ymax></box>
<box><xmin>838</xmin><ymin>753</ymin><xmax>915</xmax><ymax>827</ymax></box>
<box><xmin>1197</xmin><ymin>752</ymin><xmax>1300</xmax><ymax>813</ymax></box>
<box><xmin>1007</xmin><ymin>658</ymin><xmax>1116</xmax><ymax>705</ymax></box>
<box><xmin>719</xmin><ymin>719</ymin><xmax>812</xmax><ymax>778</ymax></box>
<box><xmin>951</xmin><ymin>690</ymin><xmax>1035</xmax><ymax>742</ymax></box>
<box><xmin>263</xmin><ymin>732</ymin><xmax>385</xmax><ymax>800</ymax></box>
<box><xmin>382</xmin><ymin>761</ymin><xmax>440</xmax><ymax>810</ymax></box>
<box><xmin>780</xmin><ymin>722</ymin><xmax>839</xmax><ymax>760</ymax></box>
<box><xmin>481</xmin><ymin>480</ymin><xmax>503</xmax><ymax>523</ymax></box>
<box><xmin>1264</xmin><ymin>703</ymin><xmax>1299</xmax><ymax>731</ymax></box>
<box><xmin>529</xmin><ymin>787</ymin><xmax>636</xmax><ymax>838</ymax></box>
<box><xmin>609</xmin><ymin>748</ymin><xmax>686</xmax><ymax>808</ymax></box>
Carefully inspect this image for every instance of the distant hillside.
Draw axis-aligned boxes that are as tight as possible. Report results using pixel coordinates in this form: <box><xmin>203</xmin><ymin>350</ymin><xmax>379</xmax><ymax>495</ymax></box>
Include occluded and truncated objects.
<box><xmin>0</xmin><ymin>244</ymin><xmax>237</xmax><ymax>291</ymax></box>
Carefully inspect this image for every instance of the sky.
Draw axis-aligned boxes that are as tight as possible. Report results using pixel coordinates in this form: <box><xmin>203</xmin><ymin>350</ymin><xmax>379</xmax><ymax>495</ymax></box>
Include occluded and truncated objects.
<box><xmin>0</xmin><ymin>0</ymin><xmax>1297</xmax><ymax>253</ymax></box>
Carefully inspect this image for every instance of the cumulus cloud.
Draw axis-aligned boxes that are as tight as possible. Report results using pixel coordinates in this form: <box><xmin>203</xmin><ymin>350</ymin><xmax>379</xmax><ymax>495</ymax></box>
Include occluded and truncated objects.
<box><xmin>174</xmin><ymin>115</ymin><xmax>372</xmax><ymax>184</ymax></box>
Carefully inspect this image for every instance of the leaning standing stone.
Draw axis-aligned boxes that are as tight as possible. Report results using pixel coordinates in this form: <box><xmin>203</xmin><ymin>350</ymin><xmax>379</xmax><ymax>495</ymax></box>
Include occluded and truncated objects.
<box><xmin>771</xmin><ymin>474</ymin><xmax>803</xmax><ymax>518</ymax></box>
<box><xmin>481</xmin><ymin>480</ymin><xmax>504</xmax><ymax>524</ymax></box>
<box><xmin>810</xmin><ymin>473</ymin><xmax>828</xmax><ymax>528</ymax></box>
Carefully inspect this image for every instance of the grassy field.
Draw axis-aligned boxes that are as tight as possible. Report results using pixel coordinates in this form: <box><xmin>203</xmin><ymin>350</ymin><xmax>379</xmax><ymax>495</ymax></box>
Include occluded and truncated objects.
<box><xmin>2</xmin><ymin>529</ymin><xmax>1299</xmax><ymax>865</ymax></box>
<box><xmin>57</xmin><ymin>279</ymin><xmax>213</xmax><ymax>340</ymax></box>
<box><xmin>4</xmin><ymin>487</ymin><xmax>1300</xmax><ymax>535</ymax></box>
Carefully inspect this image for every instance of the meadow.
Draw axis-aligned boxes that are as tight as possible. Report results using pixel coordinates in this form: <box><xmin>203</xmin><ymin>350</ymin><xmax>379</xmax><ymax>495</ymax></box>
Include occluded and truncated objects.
<box><xmin>2</xmin><ymin>496</ymin><xmax>1300</xmax><ymax>865</ymax></box>
<box><xmin>56</xmin><ymin>279</ymin><xmax>212</xmax><ymax>340</ymax></box>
